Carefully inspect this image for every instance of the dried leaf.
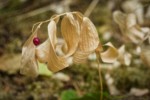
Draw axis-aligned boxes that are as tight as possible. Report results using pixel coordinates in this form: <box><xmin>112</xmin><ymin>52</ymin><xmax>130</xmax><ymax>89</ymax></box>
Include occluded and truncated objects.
<box><xmin>118</xmin><ymin>45</ymin><xmax>132</xmax><ymax>66</ymax></box>
<box><xmin>36</xmin><ymin>39</ymin><xmax>50</xmax><ymax>63</ymax></box>
<box><xmin>36</xmin><ymin>20</ymin><xmax>69</xmax><ymax>72</ymax></box>
<box><xmin>21</xmin><ymin>59</ymin><xmax>38</xmax><ymax>77</ymax></box>
<box><xmin>52</xmin><ymin>72</ymin><xmax>70</xmax><ymax>82</ymax></box>
<box><xmin>47</xmin><ymin>20</ymin><xmax>68</xmax><ymax>72</ymax></box>
<box><xmin>130</xmin><ymin>26</ymin><xmax>144</xmax><ymax>39</ymax></box>
<box><xmin>127</xmin><ymin>26</ymin><xmax>144</xmax><ymax>44</ymax></box>
<box><xmin>105</xmin><ymin>73</ymin><xmax>120</xmax><ymax>95</ymax></box>
<box><xmin>79</xmin><ymin>17</ymin><xmax>99</xmax><ymax>51</ymax></box>
<box><xmin>100</xmin><ymin>42</ymin><xmax>118</xmax><ymax>63</ymax></box>
<box><xmin>113</xmin><ymin>11</ymin><xmax>126</xmax><ymax>32</ymax></box>
<box><xmin>113</xmin><ymin>11</ymin><xmax>146</xmax><ymax>44</ymax></box>
<box><xmin>130</xmin><ymin>88</ymin><xmax>149</xmax><ymax>96</ymax></box>
<box><xmin>73</xmin><ymin>51</ymin><xmax>90</xmax><ymax>63</ymax></box>
<box><xmin>20</xmin><ymin>30</ymin><xmax>38</xmax><ymax>77</ymax></box>
<box><xmin>73</xmin><ymin>17</ymin><xmax>99</xmax><ymax>63</ymax></box>
<box><xmin>61</xmin><ymin>13</ymin><xmax>80</xmax><ymax>57</ymax></box>
<box><xmin>126</xmin><ymin>13</ymin><xmax>136</xmax><ymax>28</ymax></box>
<box><xmin>122</xmin><ymin>0</ymin><xmax>144</xmax><ymax>24</ymax></box>
<box><xmin>73</xmin><ymin>12</ymin><xmax>83</xmax><ymax>32</ymax></box>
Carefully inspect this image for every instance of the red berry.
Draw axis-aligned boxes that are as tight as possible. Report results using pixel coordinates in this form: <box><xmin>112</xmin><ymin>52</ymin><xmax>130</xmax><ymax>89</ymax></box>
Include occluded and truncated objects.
<box><xmin>33</xmin><ymin>37</ymin><xmax>40</xmax><ymax>46</ymax></box>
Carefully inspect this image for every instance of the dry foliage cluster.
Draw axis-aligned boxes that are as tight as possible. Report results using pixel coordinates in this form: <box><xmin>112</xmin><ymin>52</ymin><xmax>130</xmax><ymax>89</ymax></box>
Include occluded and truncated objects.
<box><xmin>20</xmin><ymin>12</ymin><xmax>118</xmax><ymax>77</ymax></box>
<box><xmin>112</xmin><ymin>10</ymin><xmax>150</xmax><ymax>67</ymax></box>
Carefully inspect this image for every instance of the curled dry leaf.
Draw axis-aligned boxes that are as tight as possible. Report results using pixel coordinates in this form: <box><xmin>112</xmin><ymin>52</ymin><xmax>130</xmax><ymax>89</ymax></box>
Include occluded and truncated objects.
<box><xmin>100</xmin><ymin>42</ymin><xmax>118</xmax><ymax>63</ymax></box>
<box><xmin>20</xmin><ymin>30</ymin><xmax>39</xmax><ymax>77</ymax></box>
<box><xmin>113</xmin><ymin>11</ymin><xmax>126</xmax><ymax>33</ymax></box>
<box><xmin>37</xmin><ymin>20</ymin><xmax>68</xmax><ymax>72</ymax></box>
<box><xmin>73</xmin><ymin>17</ymin><xmax>99</xmax><ymax>63</ymax></box>
<box><xmin>61</xmin><ymin>13</ymin><xmax>80</xmax><ymax>57</ymax></box>
<box><xmin>21</xmin><ymin>12</ymin><xmax>118</xmax><ymax>77</ymax></box>
<box><xmin>79</xmin><ymin>17</ymin><xmax>99</xmax><ymax>52</ymax></box>
<box><xmin>47</xmin><ymin>21</ymin><xmax>66</xmax><ymax>72</ymax></box>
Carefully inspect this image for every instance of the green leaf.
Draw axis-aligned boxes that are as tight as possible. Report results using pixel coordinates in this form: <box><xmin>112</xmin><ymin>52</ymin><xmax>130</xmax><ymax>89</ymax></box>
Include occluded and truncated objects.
<box><xmin>38</xmin><ymin>62</ymin><xmax>52</xmax><ymax>76</ymax></box>
<box><xmin>72</xmin><ymin>93</ymin><xmax>100</xmax><ymax>100</ymax></box>
<box><xmin>72</xmin><ymin>92</ymin><xmax>112</xmax><ymax>100</ymax></box>
<box><xmin>61</xmin><ymin>89</ymin><xmax>78</xmax><ymax>100</ymax></box>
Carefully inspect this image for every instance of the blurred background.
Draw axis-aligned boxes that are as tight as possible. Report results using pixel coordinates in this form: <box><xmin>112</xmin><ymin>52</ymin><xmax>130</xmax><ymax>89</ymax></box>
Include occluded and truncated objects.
<box><xmin>0</xmin><ymin>0</ymin><xmax>150</xmax><ymax>100</ymax></box>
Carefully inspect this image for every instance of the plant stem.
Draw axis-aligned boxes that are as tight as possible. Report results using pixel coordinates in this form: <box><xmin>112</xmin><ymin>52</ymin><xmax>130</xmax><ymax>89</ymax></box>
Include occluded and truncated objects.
<box><xmin>84</xmin><ymin>0</ymin><xmax>99</xmax><ymax>17</ymax></box>
<box><xmin>96</xmin><ymin>51</ymin><xmax>103</xmax><ymax>100</ymax></box>
<box><xmin>31</xmin><ymin>11</ymin><xmax>82</xmax><ymax>33</ymax></box>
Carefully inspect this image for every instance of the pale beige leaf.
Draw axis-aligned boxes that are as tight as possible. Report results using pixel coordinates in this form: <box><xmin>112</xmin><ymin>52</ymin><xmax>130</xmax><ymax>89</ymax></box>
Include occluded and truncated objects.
<box><xmin>20</xmin><ymin>57</ymin><xmax>38</xmax><ymax>77</ymax></box>
<box><xmin>73</xmin><ymin>17</ymin><xmax>99</xmax><ymax>63</ymax></box>
<box><xmin>113</xmin><ymin>11</ymin><xmax>145</xmax><ymax>44</ymax></box>
<box><xmin>52</xmin><ymin>72</ymin><xmax>70</xmax><ymax>82</ymax></box>
<box><xmin>61</xmin><ymin>13</ymin><xmax>80</xmax><ymax>57</ymax></box>
<box><xmin>122</xmin><ymin>0</ymin><xmax>144</xmax><ymax>24</ymax></box>
<box><xmin>113</xmin><ymin>11</ymin><xmax>126</xmax><ymax>32</ymax></box>
<box><xmin>129</xmin><ymin>26</ymin><xmax>144</xmax><ymax>39</ymax></box>
<box><xmin>61</xmin><ymin>42</ymin><xmax>68</xmax><ymax>54</ymax></box>
<box><xmin>100</xmin><ymin>42</ymin><xmax>118</xmax><ymax>63</ymax></box>
<box><xmin>127</xmin><ymin>26</ymin><xmax>145</xmax><ymax>44</ymax></box>
<box><xmin>73</xmin><ymin>51</ymin><xmax>90</xmax><ymax>64</ymax></box>
<box><xmin>74</xmin><ymin>12</ymin><xmax>83</xmax><ymax>18</ymax></box>
<box><xmin>118</xmin><ymin>45</ymin><xmax>132</xmax><ymax>66</ymax></box>
<box><xmin>127</xmin><ymin>33</ymin><xmax>140</xmax><ymax>44</ymax></box>
<box><xmin>130</xmin><ymin>88</ymin><xmax>149</xmax><ymax>96</ymax></box>
<box><xmin>79</xmin><ymin>17</ymin><xmax>99</xmax><ymax>51</ymax></box>
<box><xmin>73</xmin><ymin>12</ymin><xmax>83</xmax><ymax>32</ymax></box>
<box><xmin>47</xmin><ymin>20</ymin><xmax>68</xmax><ymax>72</ymax></box>
<box><xmin>105</xmin><ymin>73</ymin><xmax>120</xmax><ymax>95</ymax></box>
<box><xmin>36</xmin><ymin>20</ymin><xmax>68</xmax><ymax>72</ymax></box>
<box><xmin>20</xmin><ymin>30</ymin><xmax>39</xmax><ymax>77</ymax></box>
<box><xmin>126</xmin><ymin>13</ymin><xmax>136</xmax><ymax>28</ymax></box>
<box><xmin>36</xmin><ymin>39</ymin><xmax>50</xmax><ymax>63</ymax></box>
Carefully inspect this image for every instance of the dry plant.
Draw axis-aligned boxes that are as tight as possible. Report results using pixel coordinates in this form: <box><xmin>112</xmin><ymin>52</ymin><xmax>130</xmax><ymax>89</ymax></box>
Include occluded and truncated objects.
<box><xmin>20</xmin><ymin>11</ymin><xmax>118</xmax><ymax>100</ymax></box>
<box><xmin>113</xmin><ymin>11</ymin><xmax>147</xmax><ymax>44</ymax></box>
<box><xmin>113</xmin><ymin>10</ymin><xmax>150</xmax><ymax>68</ymax></box>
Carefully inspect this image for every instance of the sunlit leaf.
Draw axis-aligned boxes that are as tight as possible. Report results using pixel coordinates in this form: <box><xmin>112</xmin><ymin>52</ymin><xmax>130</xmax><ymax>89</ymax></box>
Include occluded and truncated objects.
<box><xmin>38</xmin><ymin>62</ymin><xmax>52</xmax><ymax>76</ymax></box>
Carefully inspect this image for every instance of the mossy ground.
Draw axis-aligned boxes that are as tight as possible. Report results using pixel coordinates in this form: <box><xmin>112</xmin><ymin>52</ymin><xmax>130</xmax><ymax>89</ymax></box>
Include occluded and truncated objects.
<box><xmin>0</xmin><ymin>64</ymin><xmax>150</xmax><ymax>100</ymax></box>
